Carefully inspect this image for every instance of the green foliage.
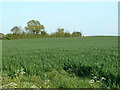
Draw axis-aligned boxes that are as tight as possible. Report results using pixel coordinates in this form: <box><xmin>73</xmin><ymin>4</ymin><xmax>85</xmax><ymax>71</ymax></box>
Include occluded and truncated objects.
<box><xmin>2</xmin><ymin>19</ymin><xmax>83</xmax><ymax>40</ymax></box>
<box><xmin>0</xmin><ymin>33</ymin><xmax>4</xmax><ymax>39</ymax></box>
<box><xmin>50</xmin><ymin>28</ymin><xmax>82</xmax><ymax>38</ymax></box>
<box><xmin>41</xmin><ymin>30</ymin><xmax>49</xmax><ymax>37</ymax></box>
<box><xmin>25</xmin><ymin>20</ymin><xmax>45</xmax><ymax>35</ymax></box>
<box><xmin>56</xmin><ymin>28</ymin><xmax>65</xmax><ymax>37</ymax></box>
<box><xmin>64</xmin><ymin>32</ymin><xmax>71</xmax><ymax>37</ymax></box>
<box><xmin>11</xmin><ymin>26</ymin><xmax>22</xmax><ymax>35</ymax></box>
<box><xmin>2</xmin><ymin>37</ymin><xmax>119</xmax><ymax>88</ymax></box>
<box><xmin>72</xmin><ymin>32</ymin><xmax>82</xmax><ymax>37</ymax></box>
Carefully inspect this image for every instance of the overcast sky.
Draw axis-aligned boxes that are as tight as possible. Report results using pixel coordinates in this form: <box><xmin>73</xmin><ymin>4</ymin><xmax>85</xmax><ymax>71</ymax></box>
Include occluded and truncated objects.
<box><xmin>1</xmin><ymin>2</ymin><xmax>118</xmax><ymax>36</ymax></box>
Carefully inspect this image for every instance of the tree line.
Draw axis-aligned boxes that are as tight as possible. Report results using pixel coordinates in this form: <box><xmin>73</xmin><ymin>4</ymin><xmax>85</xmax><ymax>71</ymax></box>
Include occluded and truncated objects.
<box><xmin>0</xmin><ymin>20</ymin><xmax>82</xmax><ymax>40</ymax></box>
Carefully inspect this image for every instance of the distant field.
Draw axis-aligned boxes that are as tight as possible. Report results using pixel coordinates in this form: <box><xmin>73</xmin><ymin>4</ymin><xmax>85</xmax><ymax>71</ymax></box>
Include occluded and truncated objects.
<box><xmin>2</xmin><ymin>37</ymin><xmax>119</xmax><ymax>88</ymax></box>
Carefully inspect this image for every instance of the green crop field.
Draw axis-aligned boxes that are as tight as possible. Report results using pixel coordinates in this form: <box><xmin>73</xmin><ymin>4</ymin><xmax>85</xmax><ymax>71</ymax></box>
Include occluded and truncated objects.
<box><xmin>2</xmin><ymin>37</ymin><xmax>119</xmax><ymax>88</ymax></box>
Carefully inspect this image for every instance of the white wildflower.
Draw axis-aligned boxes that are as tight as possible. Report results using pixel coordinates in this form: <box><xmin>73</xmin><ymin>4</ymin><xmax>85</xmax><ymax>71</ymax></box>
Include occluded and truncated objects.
<box><xmin>97</xmin><ymin>80</ymin><xmax>100</xmax><ymax>83</ymax></box>
<box><xmin>93</xmin><ymin>76</ymin><xmax>97</xmax><ymax>79</ymax></box>
<box><xmin>3</xmin><ymin>82</ymin><xmax>17</xmax><ymax>88</ymax></box>
<box><xmin>89</xmin><ymin>79</ymin><xmax>94</xmax><ymax>84</ymax></box>
<box><xmin>9</xmin><ymin>82</ymin><xmax>17</xmax><ymax>86</ymax></box>
<box><xmin>15</xmin><ymin>68</ymin><xmax>25</xmax><ymax>76</ymax></box>
<box><xmin>47</xmin><ymin>85</ymin><xmax>49</xmax><ymax>88</ymax></box>
<box><xmin>101</xmin><ymin>77</ymin><xmax>106</xmax><ymax>81</ymax></box>
<box><xmin>44</xmin><ymin>81</ymin><xmax>47</xmax><ymax>84</ymax></box>
<box><xmin>31</xmin><ymin>85</ymin><xmax>38</xmax><ymax>88</ymax></box>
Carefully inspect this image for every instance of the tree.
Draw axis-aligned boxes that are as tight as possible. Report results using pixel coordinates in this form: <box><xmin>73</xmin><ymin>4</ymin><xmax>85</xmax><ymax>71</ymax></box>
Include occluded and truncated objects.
<box><xmin>72</xmin><ymin>32</ymin><xmax>82</xmax><ymax>37</ymax></box>
<box><xmin>41</xmin><ymin>30</ymin><xmax>49</xmax><ymax>36</ymax></box>
<box><xmin>21</xmin><ymin>31</ymin><xmax>27</xmax><ymax>36</ymax></box>
<box><xmin>5</xmin><ymin>33</ymin><xmax>13</xmax><ymax>40</ymax></box>
<box><xmin>25</xmin><ymin>20</ymin><xmax>45</xmax><ymax>35</ymax></box>
<box><xmin>0</xmin><ymin>33</ymin><xmax>4</xmax><ymax>39</ymax></box>
<box><xmin>57</xmin><ymin>28</ymin><xmax>64</xmax><ymax>33</ymax></box>
<box><xmin>56</xmin><ymin>28</ymin><xmax>65</xmax><ymax>37</ymax></box>
<box><xmin>11</xmin><ymin>26</ymin><xmax>22</xmax><ymax>35</ymax></box>
<box><xmin>64</xmin><ymin>32</ymin><xmax>71</xmax><ymax>37</ymax></box>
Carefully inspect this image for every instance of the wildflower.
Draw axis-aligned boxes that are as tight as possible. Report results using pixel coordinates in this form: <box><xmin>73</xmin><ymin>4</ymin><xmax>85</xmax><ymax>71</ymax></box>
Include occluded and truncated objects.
<box><xmin>31</xmin><ymin>85</ymin><xmax>38</xmax><ymax>88</ymax></box>
<box><xmin>44</xmin><ymin>81</ymin><xmax>47</xmax><ymax>84</ymax></box>
<box><xmin>89</xmin><ymin>79</ymin><xmax>94</xmax><ymax>84</ymax></box>
<box><xmin>20</xmin><ymin>70</ymin><xmax>25</xmax><ymax>75</ymax></box>
<box><xmin>16</xmin><ymin>70</ymin><xmax>19</xmax><ymax>73</ymax></box>
<box><xmin>0</xmin><ymin>86</ymin><xmax>2</xmax><ymax>89</ymax></box>
<box><xmin>101</xmin><ymin>77</ymin><xmax>106</xmax><ymax>81</ymax></box>
<box><xmin>3</xmin><ymin>82</ymin><xmax>17</xmax><ymax>88</ymax></box>
<box><xmin>97</xmin><ymin>80</ymin><xmax>100</xmax><ymax>83</ymax></box>
<box><xmin>47</xmin><ymin>85</ymin><xmax>49</xmax><ymax>88</ymax></box>
<box><xmin>9</xmin><ymin>82</ymin><xmax>17</xmax><ymax>87</ymax></box>
<box><xmin>15</xmin><ymin>68</ymin><xmax>25</xmax><ymax>76</ymax></box>
<box><xmin>20</xmin><ymin>68</ymin><xmax>25</xmax><ymax>75</ymax></box>
<box><xmin>93</xmin><ymin>76</ymin><xmax>97</xmax><ymax>79</ymax></box>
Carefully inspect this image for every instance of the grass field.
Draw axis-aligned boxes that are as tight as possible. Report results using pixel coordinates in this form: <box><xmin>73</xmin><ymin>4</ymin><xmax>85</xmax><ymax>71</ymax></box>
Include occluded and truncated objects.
<box><xmin>2</xmin><ymin>37</ymin><xmax>119</xmax><ymax>88</ymax></box>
